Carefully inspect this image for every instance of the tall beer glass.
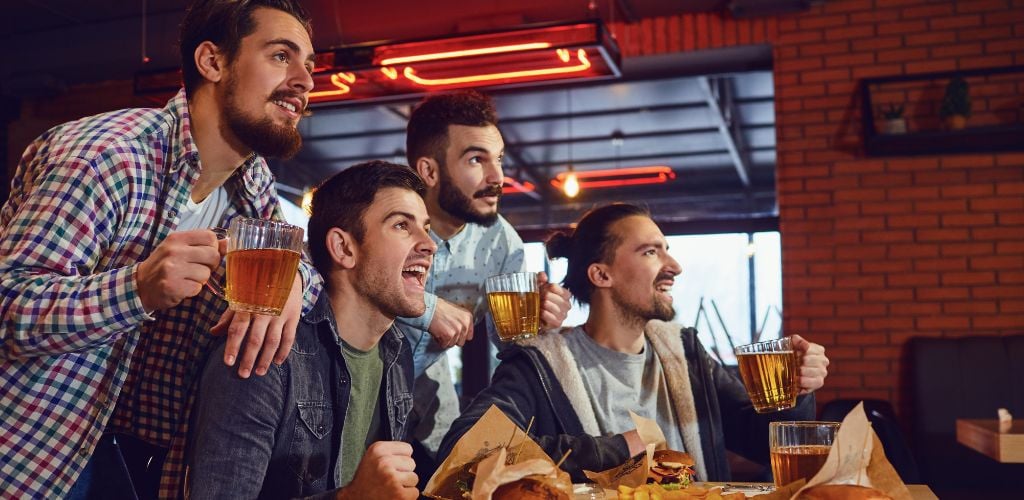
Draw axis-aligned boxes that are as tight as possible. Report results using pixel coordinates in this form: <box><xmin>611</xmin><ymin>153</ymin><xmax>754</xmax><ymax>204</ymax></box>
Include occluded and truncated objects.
<box><xmin>485</xmin><ymin>272</ymin><xmax>540</xmax><ymax>342</ymax></box>
<box><xmin>209</xmin><ymin>217</ymin><xmax>303</xmax><ymax>315</ymax></box>
<box><xmin>769</xmin><ymin>421</ymin><xmax>840</xmax><ymax>487</ymax></box>
<box><xmin>734</xmin><ymin>337</ymin><xmax>799</xmax><ymax>413</ymax></box>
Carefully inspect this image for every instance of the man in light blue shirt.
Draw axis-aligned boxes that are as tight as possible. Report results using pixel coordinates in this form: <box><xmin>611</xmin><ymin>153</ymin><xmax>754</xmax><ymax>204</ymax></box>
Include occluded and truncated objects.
<box><xmin>397</xmin><ymin>90</ymin><xmax>571</xmax><ymax>481</ymax></box>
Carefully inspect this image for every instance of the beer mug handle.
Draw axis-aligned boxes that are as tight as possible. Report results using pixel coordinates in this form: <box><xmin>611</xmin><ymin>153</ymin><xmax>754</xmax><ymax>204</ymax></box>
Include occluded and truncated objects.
<box><xmin>205</xmin><ymin>227</ymin><xmax>229</xmax><ymax>300</ymax></box>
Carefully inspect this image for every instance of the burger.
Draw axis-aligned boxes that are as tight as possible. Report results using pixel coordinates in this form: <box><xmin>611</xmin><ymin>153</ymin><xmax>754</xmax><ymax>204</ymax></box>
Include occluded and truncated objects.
<box><xmin>491</xmin><ymin>476</ymin><xmax>570</xmax><ymax>500</ymax></box>
<box><xmin>647</xmin><ymin>450</ymin><xmax>696</xmax><ymax>489</ymax></box>
<box><xmin>797</xmin><ymin>484</ymin><xmax>893</xmax><ymax>500</ymax></box>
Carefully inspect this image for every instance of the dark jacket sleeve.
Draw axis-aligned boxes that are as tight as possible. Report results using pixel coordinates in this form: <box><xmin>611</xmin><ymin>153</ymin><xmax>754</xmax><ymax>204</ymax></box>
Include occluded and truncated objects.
<box><xmin>186</xmin><ymin>343</ymin><xmax>287</xmax><ymax>500</ymax></box>
<box><xmin>438</xmin><ymin>349</ymin><xmax>630</xmax><ymax>481</ymax></box>
<box><xmin>693</xmin><ymin>336</ymin><xmax>815</xmax><ymax>464</ymax></box>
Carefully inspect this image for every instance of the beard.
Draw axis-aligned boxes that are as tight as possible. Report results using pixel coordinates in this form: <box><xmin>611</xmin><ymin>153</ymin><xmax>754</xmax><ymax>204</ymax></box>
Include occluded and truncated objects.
<box><xmin>612</xmin><ymin>275</ymin><xmax>677</xmax><ymax>324</ymax></box>
<box><xmin>222</xmin><ymin>77</ymin><xmax>303</xmax><ymax>159</ymax></box>
<box><xmin>437</xmin><ymin>161</ymin><xmax>501</xmax><ymax>227</ymax></box>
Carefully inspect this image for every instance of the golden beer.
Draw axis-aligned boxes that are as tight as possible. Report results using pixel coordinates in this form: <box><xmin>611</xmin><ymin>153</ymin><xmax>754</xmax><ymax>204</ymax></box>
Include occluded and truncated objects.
<box><xmin>487</xmin><ymin>291</ymin><xmax>540</xmax><ymax>342</ymax></box>
<box><xmin>736</xmin><ymin>350</ymin><xmax>799</xmax><ymax>413</ymax></box>
<box><xmin>225</xmin><ymin>248</ymin><xmax>300</xmax><ymax>315</ymax></box>
<box><xmin>770</xmin><ymin>444</ymin><xmax>831</xmax><ymax>487</ymax></box>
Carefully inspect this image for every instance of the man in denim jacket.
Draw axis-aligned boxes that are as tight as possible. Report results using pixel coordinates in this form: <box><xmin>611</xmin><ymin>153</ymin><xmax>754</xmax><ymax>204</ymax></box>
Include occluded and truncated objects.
<box><xmin>186</xmin><ymin>161</ymin><xmax>435</xmax><ymax>499</ymax></box>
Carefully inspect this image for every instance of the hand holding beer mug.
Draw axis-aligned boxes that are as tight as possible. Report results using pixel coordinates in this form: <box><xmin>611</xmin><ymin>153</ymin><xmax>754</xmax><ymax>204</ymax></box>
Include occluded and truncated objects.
<box><xmin>486</xmin><ymin>272</ymin><xmax>540</xmax><ymax>342</ymax></box>
<box><xmin>769</xmin><ymin>421</ymin><xmax>840</xmax><ymax>487</ymax></box>
<box><xmin>734</xmin><ymin>337</ymin><xmax>799</xmax><ymax>413</ymax></box>
<box><xmin>208</xmin><ymin>217</ymin><xmax>303</xmax><ymax>316</ymax></box>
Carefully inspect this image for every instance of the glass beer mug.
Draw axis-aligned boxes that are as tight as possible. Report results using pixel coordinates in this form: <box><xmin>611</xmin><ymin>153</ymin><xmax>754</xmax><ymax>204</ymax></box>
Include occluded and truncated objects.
<box><xmin>208</xmin><ymin>217</ymin><xmax>304</xmax><ymax>316</ymax></box>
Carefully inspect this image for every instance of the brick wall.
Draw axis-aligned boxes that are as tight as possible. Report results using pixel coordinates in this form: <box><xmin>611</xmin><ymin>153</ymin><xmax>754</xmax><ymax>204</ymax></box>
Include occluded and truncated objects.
<box><xmin>615</xmin><ymin>0</ymin><xmax>1024</xmax><ymax>419</ymax></box>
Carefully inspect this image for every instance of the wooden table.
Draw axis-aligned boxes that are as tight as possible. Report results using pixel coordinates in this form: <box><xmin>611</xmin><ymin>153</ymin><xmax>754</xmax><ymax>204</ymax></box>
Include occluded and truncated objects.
<box><xmin>593</xmin><ymin>483</ymin><xmax>938</xmax><ymax>499</ymax></box>
<box><xmin>956</xmin><ymin>419</ymin><xmax>1024</xmax><ymax>463</ymax></box>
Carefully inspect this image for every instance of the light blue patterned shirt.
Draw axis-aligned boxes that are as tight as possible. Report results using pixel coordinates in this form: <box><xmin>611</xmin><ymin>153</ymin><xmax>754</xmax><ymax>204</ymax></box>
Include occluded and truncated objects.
<box><xmin>397</xmin><ymin>214</ymin><xmax>525</xmax><ymax>377</ymax></box>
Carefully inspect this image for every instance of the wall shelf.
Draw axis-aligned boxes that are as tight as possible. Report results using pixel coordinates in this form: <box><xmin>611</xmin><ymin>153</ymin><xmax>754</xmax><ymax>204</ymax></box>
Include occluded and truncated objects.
<box><xmin>860</xmin><ymin>65</ymin><xmax>1024</xmax><ymax>157</ymax></box>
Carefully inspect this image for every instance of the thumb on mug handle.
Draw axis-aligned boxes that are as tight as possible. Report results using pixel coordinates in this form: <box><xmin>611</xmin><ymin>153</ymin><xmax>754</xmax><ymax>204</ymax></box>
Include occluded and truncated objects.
<box><xmin>205</xmin><ymin>227</ymin><xmax>229</xmax><ymax>300</ymax></box>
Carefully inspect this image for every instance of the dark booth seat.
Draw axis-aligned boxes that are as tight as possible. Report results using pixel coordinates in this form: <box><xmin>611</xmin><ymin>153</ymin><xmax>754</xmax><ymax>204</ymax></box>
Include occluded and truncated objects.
<box><xmin>909</xmin><ymin>334</ymin><xmax>1024</xmax><ymax>498</ymax></box>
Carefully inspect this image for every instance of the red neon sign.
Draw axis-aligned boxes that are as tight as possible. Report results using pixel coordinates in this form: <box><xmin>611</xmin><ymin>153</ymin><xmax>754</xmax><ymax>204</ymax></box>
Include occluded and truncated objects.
<box><xmin>549</xmin><ymin>166</ymin><xmax>676</xmax><ymax>190</ymax></box>
<box><xmin>502</xmin><ymin>176</ymin><xmax>536</xmax><ymax>195</ymax></box>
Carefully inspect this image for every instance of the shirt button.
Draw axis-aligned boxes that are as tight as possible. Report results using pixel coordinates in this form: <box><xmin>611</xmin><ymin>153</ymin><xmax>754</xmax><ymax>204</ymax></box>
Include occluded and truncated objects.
<box><xmin>78</xmin><ymin>447</ymin><xmax>90</xmax><ymax>458</ymax></box>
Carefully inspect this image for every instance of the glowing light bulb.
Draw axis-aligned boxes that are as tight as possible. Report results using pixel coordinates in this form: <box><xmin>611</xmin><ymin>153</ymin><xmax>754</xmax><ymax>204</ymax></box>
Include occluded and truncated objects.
<box><xmin>563</xmin><ymin>170</ymin><xmax>580</xmax><ymax>198</ymax></box>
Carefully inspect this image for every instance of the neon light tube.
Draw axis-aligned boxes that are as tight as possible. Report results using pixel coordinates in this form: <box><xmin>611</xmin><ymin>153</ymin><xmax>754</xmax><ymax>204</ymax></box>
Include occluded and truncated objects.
<box><xmin>403</xmin><ymin>49</ymin><xmax>591</xmax><ymax>86</ymax></box>
<box><xmin>379</xmin><ymin>42</ymin><xmax>552</xmax><ymax>65</ymax></box>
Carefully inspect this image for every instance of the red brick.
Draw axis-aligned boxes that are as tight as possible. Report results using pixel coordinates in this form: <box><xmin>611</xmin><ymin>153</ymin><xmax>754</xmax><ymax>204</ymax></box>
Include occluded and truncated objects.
<box><xmin>888</xmin><ymin>214</ymin><xmax>939</xmax><ymax>228</ymax></box>
<box><xmin>943</xmin><ymin>271</ymin><xmax>997</xmax><ymax>285</ymax></box>
<box><xmin>826</xmin><ymin>53</ymin><xmax>877</xmax><ymax>68</ymax></box>
<box><xmin>878</xmin><ymin>19</ymin><xmax>927</xmax><ymax>35</ymax></box>
<box><xmin>999</xmin><ymin>212</ymin><xmax>1024</xmax><ymax>225</ymax></box>
<box><xmin>942</xmin><ymin>213</ymin><xmax>996</xmax><ymax>227</ymax></box>
<box><xmin>917</xmin><ymin>286</ymin><xmax>970</xmax><ymax>300</ymax></box>
<box><xmin>835</xmin><ymin>188</ymin><xmax>886</xmax><ymax>202</ymax></box>
<box><xmin>941</xmin><ymin>154</ymin><xmax>996</xmax><ymax>168</ymax></box>
<box><xmin>798</xmin><ymin>41</ymin><xmax>847</xmax><ymax>56</ymax></box>
<box><xmin>813</xmin><ymin>290</ymin><xmax>862</xmax><ymax>304</ymax></box>
<box><xmin>916</xmin><ymin>257</ymin><xmax>970</xmax><ymax>271</ymax></box>
<box><xmin>996</xmin><ymin>183</ymin><xmax>1024</xmax><ymax>196</ymax></box>
<box><xmin>799</xmin><ymin>14</ymin><xmax>850</xmax><ymax>29</ymax></box>
<box><xmin>824</xmin><ymin>0</ymin><xmax>878</xmax><ymax>13</ymax></box>
<box><xmin>903</xmin><ymin>3</ymin><xmax>955</xmax><ymax>18</ymax></box>
<box><xmin>905</xmin><ymin>31</ymin><xmax>957</xmax><ymax>46</ymax></box>
<box><xmin>864</xmin><ymin>374</ymin><xmax>901</xmax><ymax>388</ymax></box>
<box><xmin>863</xmin><ymin>230</ymin><xmax>914</xmax><ymax>243</ymax></box>
<box><xmin>864</xmin><ymin>346</ymin><xmax>904</xmax><ymax>360</ymax></box>
<box><xmin>862</xmin><ymin>260</ymin><xmax>913</xmax><ymax>273</ymax></box>
<box><xmin>930</xmin><ymin>15</ymin><xmax>983</xmax><ymax>30</ymax></box>
<box><xmin>825</xmin><ymin>374</ymin><xmax>866</xmax><ymax>389</ymax></box>
<box><xmin>852</xmin><ymin>64</ymin><xmax>907</xmax><ymax>79</ymax></box>
<box><xmin>778</xmin><ymin>83</ymin><xmax>828</xmax><ymax>99</ymax></box>
<box><xmin>802</xmin><ymin>68</ymin><xmax>852</xmax><ymax>84</ymax></box>
<box><xmin>787</xmin><ymin>247</ymin><xmax>834</xmax><ymax>261</ymax></box>
<box><xmin>836</xmin><ymin>332</ymin><xmax>889</xmax><ymax>346</ymax></box>
<box><xmin>811</xmin><ymin>318</ymin><xmax>864</xmax><ymax>332</ymax></box>
<box><xmin>825</xmin><ymin>24</ymin><xmax>876</xmax><ymax>40</ymax></box>
<box><xmin>915</xmin><ymin>198</ymin><xmax>968</xmax><ymax>213</ymax></box>
<box><xmin>961</xmin><ymin>54</ymin><xmax>1016</xmax><ymax>69</ymax></box>
<box><xmin>856</xmin><ymin>36</ymin><xmax>905</xmax><ymax>50</ymax></box>
<box><xmin>912</xmin><ymin>170</ymin><xmax>968</xmax><ymax>185</ymax></box>
<box><xmin>778</xmin><ymin>30</ymin><xmax>824</xmax><ymax>44</ymax></box>
<box><xmin>828</xmin><ymin>346</ymin><xmax>864</xmax><ymax>360</ymax></box>
<box><xmin>878</xmin><ymin>48</ymin><xmax>930</xmax><ymax>63</ymax></box>
<box><xmin>972</xmin><ymin>255</ymin><xmax>1024</xmax><ymax>270</ymax></box>
<box><xmin>890</xmin><ymin>243</ymin><xmax>942</xmax><ymax>259</ymax></box>
<box><xmin>888</xmin><ymin>302</ymin><xmax>943</xmax><ymax>315</ymax></box>
<box><xmin>974</xmin><ymin>227</ymin><xmax>1024</xmax><ymax>240</ymax></box>
<box><xmin>888</xmin><ymin>185</ymin><xmax>941</xmax><ymax>200</ymax></box>
<box><xmin>974</xmin><ymin>315</ymin><xmax>1024</xmax><ymax>329</ymax></box>
<box><xmin>808</xmin><ymin>262</ymin><xmax>860</xmax><ymax>275</ymax></box>
<box><xmin>985</xmin><ymin>39</ymin><xmax>1024</xmax><ymax>53</ymax></box>
<box><xmin>974</xmin><ymin>284</ymin><xmax>1024</xmax><ymax>298</ymax></box>
<box><xmin>918</xmin><ymin>315</ymin><xmax>971</xmax><ymax>329</ymax></box>
<box><xmin>918</xmin><ymin>228</ymin><xmax>971</xmax><ymax>242</ymax></box>
<box><xmin>888</xmin><ymin>273</ymin><xmax>940</xmax><ymax>287</ymax></box>
<box><xmin>942</xmin><ymin>243</ymin><xmax>995</xmax><ymax>257</ymax></box>
<box><xmin>983</xmin><ymin>8</ymin><xmax>1024</xmax><ymax>25</ymax></box>
<box><xmin>837</xmin><ymin>244</ymin><xmax>888</xmax><ymax>261</ymax></box>
<box><xmin>834</xmin><ymin>160</ymin><xmax>886</xmax><ymax>175</ymax></box>
<box><xmin>944</xmin><ymin>185</ymin><xmax>995</xmax><ymax>198</ymax></box>
<box><xmin>887</xmin><ymin>157</ymin><xmax>939</xmax><ymax>171</ymax></box>
<box><xmin>957</xmin><ymin>0</ymin><xmax>1015</xmax><ymax>13</ymax></box>
<box><xmin>836</xmin><ymin>303</ymin><xmax>889</xmax><ymax>317</ymax></box>
<box><xmin>863</xmin><ymin>289</ymin><xmax>915</xmax><ymax>302</ymax></box>
<box><xmin>997</xmin><ymin>241</ymin><xmax>1024</xmax><ymax>254</ymax></box>
<box><xmin>969</xmin><ymin>167</ymin><xmax>1024</xmax><ymax>183</ymax></box>
<box><xmin>1001</xmin><ymin>300</ymin><xmax>1024</xmax><ymax>313</ymax></box>
<box><xmin>860</xmin><ymin>172</ymin><xmax>912</xmax><ymax>187</ymax></box>
<box><xmin>863</xmin><ymin>317</ymin><xmax>915</xmax><ymax>331</ymax></box>
<box><xmin>958</xmin><ymin>25</ymin><xmax>1014</xmax><ymax>41</ymax></box>
<box><xmin>835</xmin><ymin>275</ymin><xmax>886</xmax><ymax>289</ymax></box>
<box><xmin>806</xmin><ymin>176</ymin><xmax>859</xmax><ymax>191</ymax></box>
<box><xmin>970</xmin><ymin>197</ymin><xmax>1024</xmax><ymax>210</ymax></box>
<box><xmin>930</xmin><ymin>43</ymin><xmax>986</xmax><ymax>58</ymax></box>
<box><xmin>944</xmin><ymin>301</ymin><xmax>998</xmax><ymax>314</ymax></box>
<box><xmin>905</xmin><ymin>59</ymin><xmax>958</xmax><ymax>73</ymax></box>
<box><xmin>777</xmin><ymin>57</ymin><xmax>825</xmax><ymax>73</ymax></box>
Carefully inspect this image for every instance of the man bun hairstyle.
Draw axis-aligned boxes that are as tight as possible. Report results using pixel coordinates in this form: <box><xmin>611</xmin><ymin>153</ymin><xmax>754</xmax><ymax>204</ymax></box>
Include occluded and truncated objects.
<box><xmin>544</xmin><ymin>203</ymin><xmax>649</xmax><ymax>305</ymax></box>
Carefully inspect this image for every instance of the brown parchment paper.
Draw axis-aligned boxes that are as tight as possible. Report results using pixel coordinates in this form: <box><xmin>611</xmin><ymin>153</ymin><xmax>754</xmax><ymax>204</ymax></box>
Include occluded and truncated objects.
<box><xmin>582</xmin><ymin>412</ymin><xmax>669</xmax><ymax>489</ymax></box>
<box><xmin>758</xmin><ymin>401</ymin><xmax>912</xmax><ymax>500</ymax></box>
<box><xmin>423</xmin><ymin>405</ymin><xmax>564</xmax><ymax>500</ymax></box>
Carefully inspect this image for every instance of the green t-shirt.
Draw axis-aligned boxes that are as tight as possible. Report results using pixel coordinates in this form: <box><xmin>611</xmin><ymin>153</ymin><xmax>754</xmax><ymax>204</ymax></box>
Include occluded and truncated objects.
<box><xmin>335</xmin><ymin>339</ymin><xmax>384</xmax><ymax>487</ymax></box>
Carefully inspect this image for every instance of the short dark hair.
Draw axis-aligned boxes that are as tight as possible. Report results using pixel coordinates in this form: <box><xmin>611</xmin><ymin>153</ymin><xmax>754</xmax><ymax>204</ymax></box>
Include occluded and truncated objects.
<box><xmin>307</xmin><ymin>161</ymin><xmax>426</xmax><ymax>281</ymax></box>
<box><xmin>179</xmin><ymin>0</ymin><xmax>312</xmax><ymax>96</ymax></box>
<box><xmin>406</xmin><ymin>90</ymin><xmax>498</xmax><ymax>168</ymax></box>
<box><xmin>545</xmin><ymin>203</ymin><xmax>650</xmax><ymax>305</ymax></box>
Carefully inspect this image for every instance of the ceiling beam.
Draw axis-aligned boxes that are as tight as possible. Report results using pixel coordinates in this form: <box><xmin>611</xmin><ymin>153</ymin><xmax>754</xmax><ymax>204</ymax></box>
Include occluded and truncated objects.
<box><xmin>698</xmin><ymin>76</ymin><xmax>751</xmax><ymax>187</ymax></box>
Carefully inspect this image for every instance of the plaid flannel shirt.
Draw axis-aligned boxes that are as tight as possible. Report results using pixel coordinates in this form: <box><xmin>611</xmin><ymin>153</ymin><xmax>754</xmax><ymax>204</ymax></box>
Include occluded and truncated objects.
<box><xmin>0</xmin><ymin>89</ymin><xmax>322</xmax><ymax>499</ymax></box>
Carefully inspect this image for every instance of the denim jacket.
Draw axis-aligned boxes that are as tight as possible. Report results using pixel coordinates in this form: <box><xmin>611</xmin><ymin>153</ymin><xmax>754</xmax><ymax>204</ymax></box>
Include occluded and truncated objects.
<box><xmin>185</xmin><ymin>295</ymin><xmax>415</xmax><ymax>500</ymax></box>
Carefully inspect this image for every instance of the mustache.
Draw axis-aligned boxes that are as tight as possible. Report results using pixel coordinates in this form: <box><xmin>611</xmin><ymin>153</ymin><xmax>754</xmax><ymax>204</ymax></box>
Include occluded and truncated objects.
<box><xmin>473</xmin><ymin>184</ymin><xmax>503</xmax><ymax>199</ymax></box>
<box><xmin>655</xmin><ymin>272</ymin><xmax>675</xmax><ymax>283</ymax></box>
<box><xmin>269</xmin><ymin>90</ymin><xmax>309</xmax><ymax>115</ymax></box>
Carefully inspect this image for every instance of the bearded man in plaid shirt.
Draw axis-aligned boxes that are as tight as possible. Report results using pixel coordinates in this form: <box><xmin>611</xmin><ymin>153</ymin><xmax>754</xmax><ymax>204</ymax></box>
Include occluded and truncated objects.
<box><xmin>0</xmin><ymin>1</ymin><xmax>323</xmax><ymax>498</ymax></box>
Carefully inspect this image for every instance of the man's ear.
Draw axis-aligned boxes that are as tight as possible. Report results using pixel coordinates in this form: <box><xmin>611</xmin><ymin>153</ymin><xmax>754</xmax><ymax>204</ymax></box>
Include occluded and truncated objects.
<box><xmin>587</xmin><ymin>263</ymin><xmax>612</xmax><ymax>289</ymax></box>
<box><xmin>416</xmin><ymin>157</ymin><xmax>440</xmax><ymax>188</ymax></box>
<box><xmin>194</xmin><ymin>41</ymin><xmax>227</xmax><ymax>84</ymax></box>
<box><xmin>326</xmin><ymin>227</ymin><xmax>358</xmax><ymax>270</ymax></box>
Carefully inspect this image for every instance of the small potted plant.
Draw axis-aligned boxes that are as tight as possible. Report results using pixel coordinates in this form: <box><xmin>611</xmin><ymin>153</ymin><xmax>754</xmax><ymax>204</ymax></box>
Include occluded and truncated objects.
<box><xmin>879</xmin><ymin>103</ymin><xmax>906</xmax><ymax>134</ymax></box>
<box><xmin>939</xmin><ymin>76</ymin><xmax>971</xmax><ymax>130</ymax></box>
